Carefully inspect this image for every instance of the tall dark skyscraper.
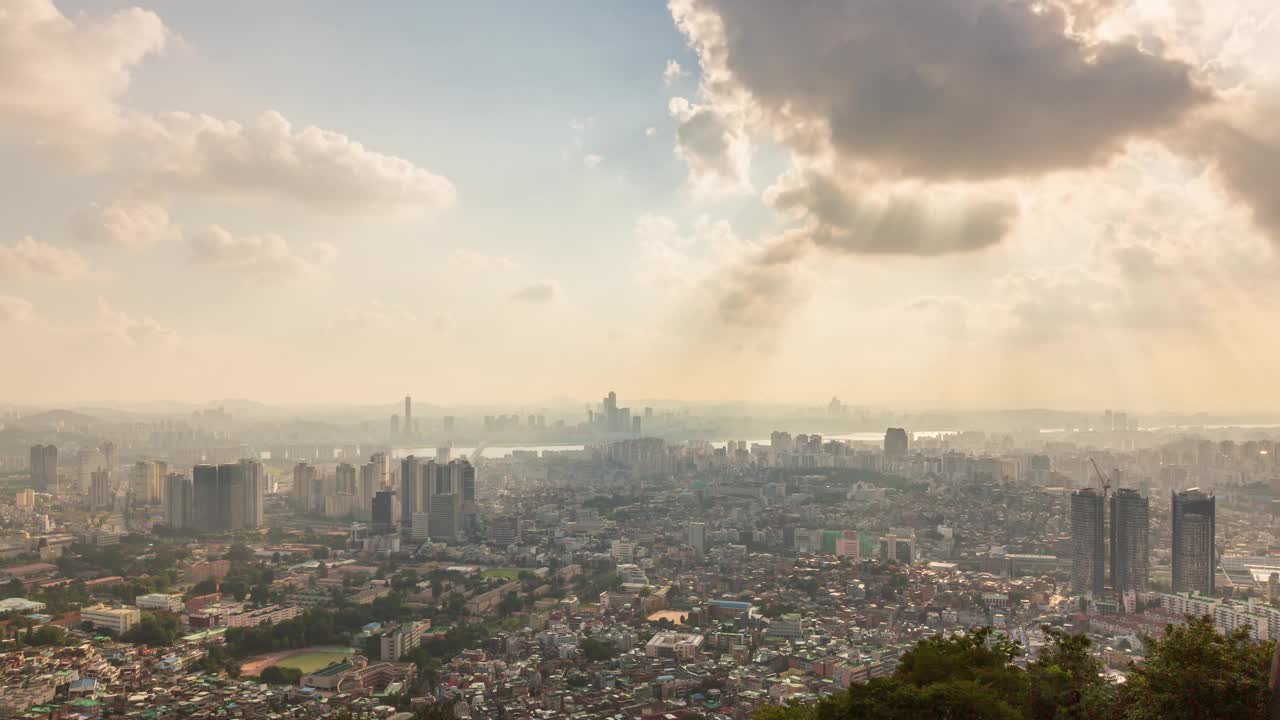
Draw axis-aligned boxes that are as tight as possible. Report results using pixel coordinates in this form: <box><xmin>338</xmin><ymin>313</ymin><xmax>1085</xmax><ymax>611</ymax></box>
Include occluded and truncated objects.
<box><xmin>192</xmin><ymin>462</ymin><xmax>254</xmax><ymax>533</ymax></box>
<box><xmin>883</xmin><ymin>428</ymin><xmax>908</xmax><ymax>458</ymax></box>
<box><xmin>1071</xmin><ymin>488</ymin><xmax>1106</xmax><ymax>596</ymax></box>
<box><xmin>372</xmin><ymin>490</ymin><xmax>396</xmax><ymax>534</ymax></box>
<box><xmin>1172</xmin><ymin>488</ymin><xmax>1216</xmax><ymax>595</ymax></box>
<box><xmin>1110</xmin><ymin>488</ymin><xmax>1150</xmax><ymax>592</ymax></box>
<box><xmin>400</xmin><ymin>456</ymin><xmax>422</xmax><ymax>527</ymax></box>
<box><xmin>29</xmin><ymin>444</ymin><xmax>57</xmax><ymax>492</ymax></box>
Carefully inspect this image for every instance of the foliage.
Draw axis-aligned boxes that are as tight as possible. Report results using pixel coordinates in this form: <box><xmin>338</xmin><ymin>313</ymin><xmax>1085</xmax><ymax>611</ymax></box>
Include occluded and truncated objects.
<box><xmin>258</xmin><ymin>664</ymin><xmax>303</xmax><ymax>685</ymax></box>
<box><xmin>752</xmin><ymin>619</ymin><xmax>1276</xmax><ymax>720</ymax></box>
<box><xmin>122</xmin><ymin>612</ymin><xmax>181</xmax><ymax>647</ymax></box>
<box><xmin>1118</xmin><ymin>615</ymin><xmax>1272</xmax><ymax>720</ymax></box>
<box><xmin>580</xmin><ymin>635</ymin><xmax>617</xmax><ymax>662</ymax></box>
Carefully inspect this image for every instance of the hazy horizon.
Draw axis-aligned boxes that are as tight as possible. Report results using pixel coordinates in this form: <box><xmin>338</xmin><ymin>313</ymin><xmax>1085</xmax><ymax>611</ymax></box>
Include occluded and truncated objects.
<box><xmin>4</xmin><ymin>0</ymin><xmax>1280</xmax><ymax>411</ymax></box>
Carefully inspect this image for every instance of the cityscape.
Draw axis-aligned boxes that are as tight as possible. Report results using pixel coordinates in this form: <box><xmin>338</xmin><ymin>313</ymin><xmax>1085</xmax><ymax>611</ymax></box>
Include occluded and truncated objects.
<box><xmin>5</xmin><ymin>0</ymin><xmax>1280</xmax><ymax>718</ymax></box>
<box><xmin>3</xmin><ymin>393</ymin><xmax>1280</xmax><ymax>718</ymax></box>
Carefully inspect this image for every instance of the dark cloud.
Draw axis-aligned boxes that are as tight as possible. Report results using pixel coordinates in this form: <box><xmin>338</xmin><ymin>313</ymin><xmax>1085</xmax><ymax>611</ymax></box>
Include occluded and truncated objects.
<box><xmin>1199</xmin><ymin>123</ymin><xmax>1280</xmax><ymax>246</ymax></box>
<box><xmin>683</xmin><ymin>0</ymin><xmax>1208</xmax><ymax>180</ymax></box>
<box><xmin>767</xmin><ymin>171</ymin><xmax>1017</xmax><ymax>256</ymax></box>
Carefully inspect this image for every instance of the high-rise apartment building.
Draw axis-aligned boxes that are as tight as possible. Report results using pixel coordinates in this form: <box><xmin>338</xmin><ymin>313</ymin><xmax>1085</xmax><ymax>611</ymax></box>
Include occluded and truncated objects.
<box><xmin>164</xmin><ymin>473</ymin><xmax>192</xmax><ymax>529</ymax></box>
<box><xmin>29</xmin><ymin>444</ymin><xmax>57</xmax><ymax>492</ymax></box>
<box><xmin>239</xmin><ymin>459</ymin><xmax>264</xmax><ymax>529</ymax></box>
<box><xmin>131</xmin><ymin>460</ymin><xmax>166</xmax><ymax>504</ymax></box>
<box><xmin>1110</xmin><ymin>488</ymin><xmax>1150</xmax><ymax>592</ymax></box>
<box><xmin>1172</xmin><ymin>488</ymin><xmax>1216</xmax><ymax>595</ymax></box>
<box><xmin>400</xmin><ymin>456</ymin><xmax>422</xmax><ymax>527</ymax></box>
<box><xmin>358</xmin><ymin>462</ymin><xmax>377</xmax><ymax>515</ymax></box>
<box><xmin>336</xmin><ymin>462</ymin><xmax>356</xmax><ymax>495</ymax></box>
<box><xmin>293</xmin><ymin>463</ymin><xmax>317</xmax><ymax>512</ymax></box>
<box><xmin>688</xmin><ymin>522</ymin><xmax>706</xmax><ymax>556</ymax></box>
<box><xmin>1071</xmin><ymin>488</ymin><xmax>1106</xmax><ymax>596</ymax></box>
<box><xmin>192</xmin><ymin>461</ymin><xmax>259</xmax><ymax>533</ymax></box>
<box><xmin>90</xmin><ymin>469</ymin><xmax>112</xmax><ymax>511</ymax></box>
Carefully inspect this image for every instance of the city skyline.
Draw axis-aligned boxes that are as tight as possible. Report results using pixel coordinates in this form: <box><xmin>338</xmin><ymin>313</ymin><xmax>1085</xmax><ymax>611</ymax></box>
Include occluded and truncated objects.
<box><xmin>3</xmin><ymin>0</ymin><xmax>1280</xmax><ymax>409</ymax></box>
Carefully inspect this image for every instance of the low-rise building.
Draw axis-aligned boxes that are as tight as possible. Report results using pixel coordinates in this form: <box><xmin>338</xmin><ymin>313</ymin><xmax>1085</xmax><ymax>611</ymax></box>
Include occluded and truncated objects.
<box><xmin>81</xmin><ymin>604</ymin><xmax>141</xmax><ymax>635</ymax></box>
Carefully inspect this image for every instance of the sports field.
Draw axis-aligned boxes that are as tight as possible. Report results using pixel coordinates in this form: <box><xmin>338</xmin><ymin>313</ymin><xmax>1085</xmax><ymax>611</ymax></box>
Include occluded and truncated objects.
<box><xmin>482</xmin><ymin>567</ymin><xmax>522</xmax><ymax>580</ymax></box>
<box><xmin>240</xmin><ymin>646</ymin><xmax>355</xmax><ymax>676</ymax></box>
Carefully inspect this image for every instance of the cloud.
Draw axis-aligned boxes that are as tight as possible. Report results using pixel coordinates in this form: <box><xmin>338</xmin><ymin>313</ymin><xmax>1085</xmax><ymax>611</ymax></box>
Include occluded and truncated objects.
<box><xmin>583</xmin><ymin>153</ymin><xmax>603</xmax><ymax>169</ymax></box>
<box><xmin>190</xmin><ymin>225</ymin><xmax>337</xmax><ymax>278</ymax></box>
<box><xmin>663</xmin><ymin>59</ymin><xmax>687</xmax><ymax>85</ymax></box>
<box><xmin>671</xmin><ymin>0</ymin><xmax>1209</xmax><ymax>180</ymax></box>
<box><xmin>0</xmin><ymin>296</ymin><xmax>34</xmax><ymax>324</ymax></box>
<box><xmin>0</xmin><ymin>2</ymin><xmax>457</xmax><ymax>217</ymax></box>
<box><xmin>95</xmin><ymin>297</ymin><xmax>178</xmax><ymax>346</ymax></box>
<box><xmin>0</xmin><ymin>0</ymin><xmax>167</xmax><ymax>159</ymax></box>
<box><xmin>510</xmin><ymin>280</ymin><xmax>561</xmax><ymax>304</ymax></box>
<box><xmin>645</xmin><ymin>127</ymin><xmax>657</xmax><ymax>137</ymax></box>
<box><xmin>668</xmin><ymin>97</ymin><xmax>752</xmax><ymax>194</ymax></box>
<box><xmin>0</xmin><ymin>237</ymin><xmax>88</xmax><ymax>278</ymax></box>
<box><xmin>71</xmin><ymin>197</ymin><xmax>179</xmax><ymax>248</ymax></box>
<box><xmin>1187</xmin><ymin>117</ymin><xmax>1280</xmax><ymax>247</ymax></box>
<box><xmin>764</xmin><ymin>170</ymin><xmax>1017</xmax><ymax>256</ymax></box>
<box><xmin>134</xmin><ymin>111</ymin><xmax>457</xmax><ymax>216</ymax></box>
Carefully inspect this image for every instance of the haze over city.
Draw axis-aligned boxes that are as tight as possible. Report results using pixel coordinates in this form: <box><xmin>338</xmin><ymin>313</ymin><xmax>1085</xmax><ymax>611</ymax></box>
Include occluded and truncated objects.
<box><xmin>5</xmin><ymin>2</ymin><xmax>1280</xmax><ymax>719</ymax></box>
<box><xmin>3</xmin><ymin>0</ymin><xmax>1280</xmax><ymax>410</ymax></box>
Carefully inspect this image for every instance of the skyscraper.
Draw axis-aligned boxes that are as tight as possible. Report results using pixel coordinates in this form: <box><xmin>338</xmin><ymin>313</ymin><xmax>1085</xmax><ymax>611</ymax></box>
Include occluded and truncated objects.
<box><xmin>1071</xmin><ymin>488</ymin><xmax>1106</xmax><ymax>596</ymax></box>
<box><xmin>131</xmin><ymin>460</ymin><xmax>165</xmax><ymax>504</ymax></box>
<box><xmin>239</xmin><ymin>459</ymin><xmax>264</xmax><ymax>529</ymax></box>
<box><xmin>1110</xmin><ymin>488</ymin><xmax>1150</xmax><ymax>593</ymax></box>
<box><xmin>883</xmin><ymin>429</ymin><xmax>908</xmax><ymax>458</ymax></box>
<box><xmin>425</xmin><ymin>459</ymin><xmax>463</xmax><ymax>542</ymax></box>
<box><xmin>1172</xmin><ymin>488</ymin><xmax>1216</xmax><ymax>595</ymax></box>
<box><xmin>192</xmin><ymin>463</ymin><xmax>251</xmax><ymax>533</ymax></box>
<box><xmin>164</xmin><ymin>473</ymin><xmax>192</xmax><ymax>529</ymax></box>
<box><xmin>372</xmin><ymin>490</ymin><xmax>396</xmax><ymax>534</ymax></box>
<box><xmin>400</xmin><ymin>456</ymin><xmax>422</xmax><ymax>527</ymax></box>
<box><xmin>358</xmin><ymin>462</ymin><xmax>377</xmax><ymax>515</ymax></box>
<box><xmin>29</xmin><ymin>444</ymin><xmax>57</xmax><ymax>492</ymax></box>
<box><xmin>293</xmin><ymin>462</ymin><xmax>316</xmax><ymax>513</ymax></box>
<box><xmin>336</xmin><ymin>462</ymin><xmax>357</xmax><ymax>495</ymax></box>
<box><xmin>404</xmin><ymin>396</ymin><xmax>412</xmax><ymax>439</ymax></box>
<box><xmin>90</xmin><ymin>469</ymin><xmax>112</xmax><ymax>511</ymax></box>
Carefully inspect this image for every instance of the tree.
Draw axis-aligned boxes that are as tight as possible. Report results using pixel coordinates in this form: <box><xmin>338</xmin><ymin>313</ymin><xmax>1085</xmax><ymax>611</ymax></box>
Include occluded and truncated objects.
<box><xmin>1025</xmin><ymin>626</ymin><xmax>1112</xmax><ymax>720</ymax></box>
<box><xmin>1118</xmin><ymin>615</ymin><xmax>1272</xmax><ymax>720</ymax></box>
<box><xmin>317</xmin><ymin>562</ymin><xmax>329</xmax><ymax>579</ymax></box>
<box><xmin>259</xmin><ymin>665</ymin><xmax>302</xmax><ymax>685</ymax></box>
<box><xmin>29</xmin><ymin>625</ymin><xmax>67</xmax><ymax>646</ymax></box>
<box><xmin>225</xmin><ymin>544</ymin><xmax>254</xmax><ymax>563</ymax></box>
<box><xmin>580</xmin><ymin>636</ymin><xmax>616</xmax><ymax>662</ymax></box>
<box><xmin>122</xmin><ymin>612</ymin><xmax>180</xmax><ymax>647</ymax></box>
<box><xmin>4</xmin><ymin>578</ymin><xmax>25</xmax><ymax>597</ymax></box>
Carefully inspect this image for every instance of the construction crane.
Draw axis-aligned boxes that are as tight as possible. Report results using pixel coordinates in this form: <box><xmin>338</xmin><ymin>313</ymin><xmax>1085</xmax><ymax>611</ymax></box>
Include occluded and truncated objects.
<box><xmin>1088</xmin><ymin>457</ymin><xmax>1111</xmax><ymax>498</ymax></box>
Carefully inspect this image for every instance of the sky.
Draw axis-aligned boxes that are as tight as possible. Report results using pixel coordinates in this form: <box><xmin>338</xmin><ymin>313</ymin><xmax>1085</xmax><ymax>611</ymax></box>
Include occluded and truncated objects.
<box><xmin>1</xmin><ymin>0</ymin><xmax>1279</xmax><ymax>412</ymax></box>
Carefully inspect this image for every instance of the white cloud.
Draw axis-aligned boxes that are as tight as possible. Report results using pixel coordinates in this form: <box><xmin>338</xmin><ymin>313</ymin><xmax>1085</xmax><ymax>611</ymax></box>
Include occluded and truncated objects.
<box><xmin>0</xmin><ymin>237</ymin><xmax>88</xmax><ymax>278</ymax></box>
<box><xmin>663</xmin><ymin>59</ymin><xmax>687</xmax><ymax>85</ymax></box>
<box><xmin>510</xmin><ymin>280</ymin><xmax>561</xmax><ymax>304</ymax></box>
<box><xmin>190</xmin><ymin>225</ymin><xmax>337</xmax><ymax>278</ymax></box>
<box><xmin>71</xmin><ymin>197</ymin><xmax>179</xmax><ymax>248</ymax></box>
<box><xmin>134</xmin><ymin>111</ymin><xmax>457</xmax><ymax>216</ymax></box>
<box><xmin>645</xmin><ymin>127</ymin><xmax>657</xmax><ymax>137</ymax></box>
<box><xmin>95</xmin><ymin>297</ymin><xmax>178</xmax><ymax>346</ymax></box>
<box><xmin>0</xmin><ymin>295</ymin><xmax>34</xmax><ymax>324</ymax></box>
<box><xmin>0</xmin><ymin>0</ymin><xmax>167</xmax><ymax>160</ymax></box>
<box><xmin>583</xmin><ymin>153</ymin><xmax>603</xmax><ymax>169</ymax></box>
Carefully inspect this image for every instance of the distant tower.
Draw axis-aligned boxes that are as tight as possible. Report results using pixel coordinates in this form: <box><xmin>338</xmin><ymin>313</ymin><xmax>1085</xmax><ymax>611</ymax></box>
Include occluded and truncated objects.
<box><xmin>404</xmin><ymin>396</ymin><xmax>413</xmax><ymax>439</ymax></box>
<box><xmin>883</xmin><ymin>429</ymin><xmax>908</xmax><ymax>458</ymax></box>
<box><xmin>1110</xmin><ymin>489</ymin><xmax>1150</xmax><ymax>592</ymax></box>
<box><xmin>1172</xmin><ymin>488</ymin><xmax>1216</xmax><ymax>595</ymax></box>
<box><xmin>400</xmin><ymin>456</ymin><xmax>422</xmax><ymax>527</ymax></box>
<box><xmin>1071</xmin><ymin>488</ymin><xmax>1106</xmax><ymax>596</ymax></box>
